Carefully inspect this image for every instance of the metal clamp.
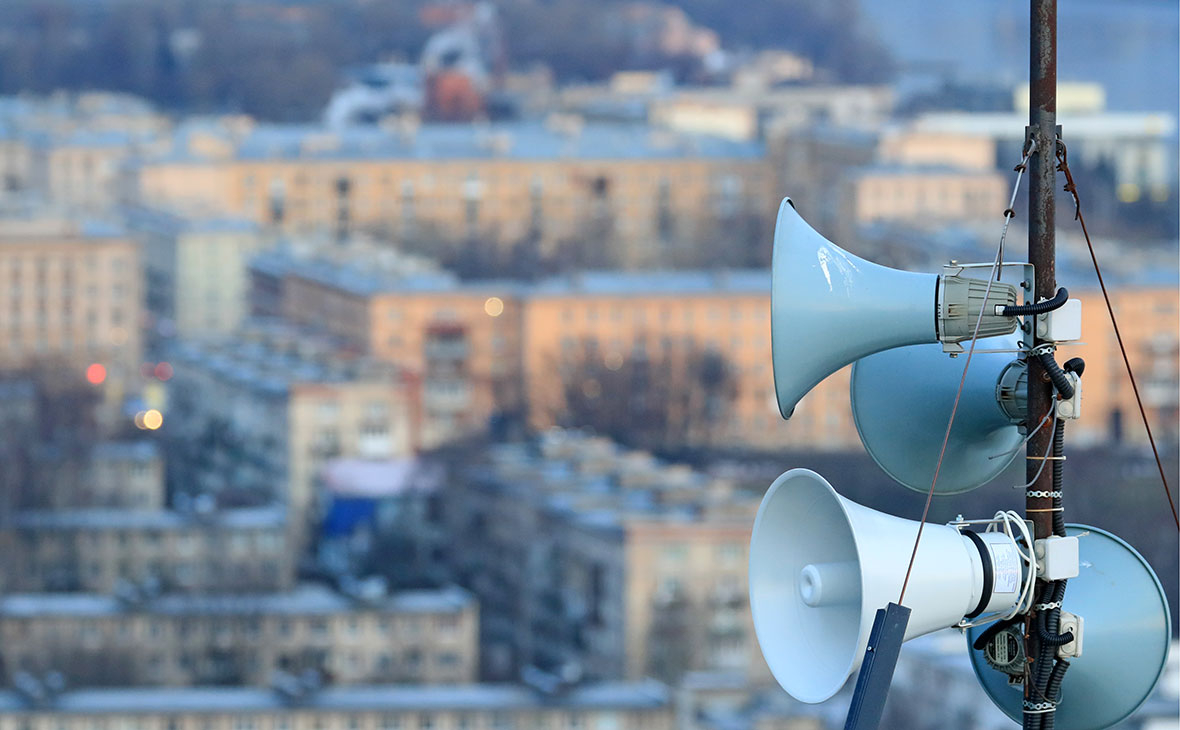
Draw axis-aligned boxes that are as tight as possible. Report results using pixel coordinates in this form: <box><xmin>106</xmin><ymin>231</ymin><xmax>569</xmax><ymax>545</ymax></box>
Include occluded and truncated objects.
<box><xmin>1023</xmin><ymin>700</ymin><xmax>1058</xmax><ymax>713</ymax></box>
<box><xmin>1026</xmin><ymin>490</ymin><xmax>1062</xmax><ymax>499</ymax></box>
<box><xmin>1033</xmin><ymin>601</ymin><xmax>1063</xmax><ymax>611</ymax></box>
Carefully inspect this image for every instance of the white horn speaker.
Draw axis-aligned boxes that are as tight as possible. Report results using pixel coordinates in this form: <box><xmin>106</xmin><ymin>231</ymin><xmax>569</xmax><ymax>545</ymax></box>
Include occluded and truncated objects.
<box><xmin>851</xmin><ymin>335</ymin><xmax>1027</xmax><ymax>494</ymax></box>
<box><xmin>771</xmin><ymin>198</ymin><xmax>1020</xmax><ymax>418</ymax></box>
<box><xmin>967</xmin><ymin>524</ymin><xmax>1171</xmax><ymax>730</ymax></box>
<box><xmin>749</xmin><ymin>468</ymin><xmax>1026</xmax><ymax>703</ymax></box>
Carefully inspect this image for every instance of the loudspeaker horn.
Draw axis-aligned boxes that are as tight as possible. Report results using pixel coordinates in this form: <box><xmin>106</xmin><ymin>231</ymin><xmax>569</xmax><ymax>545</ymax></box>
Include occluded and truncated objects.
<box><xmin>967</xmin><ymin>524</ymin><xmax>1171</xmax><ymax>730</ymax></box>
<box><xmin>850</xmin><ymin>335</ymin><xmax>1027</xmax><ymax>494</ymax></box>
<box><xmin>749</xmin><ymin>469</ymin><xmax>1027</xmax><ymax>703</ymax></box>
<box><xmin>771</xmin><ymin>198</ymin><xmax>1021</xmax><ymax>418</ymax></box>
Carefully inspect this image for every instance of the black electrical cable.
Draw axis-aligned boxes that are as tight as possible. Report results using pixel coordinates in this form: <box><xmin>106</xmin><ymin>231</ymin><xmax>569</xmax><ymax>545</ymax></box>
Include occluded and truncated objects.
<box><xmin>1001</xmin><ymin>286</ymin><xmax>1069</xmax><ymax>316</ymax></box>
<box><xmin>1036</xmin><ymin>350</ymin><xmax>1075</xmax><ymax>399</ymax></box>
<box><xmin>1062</xmin><ymin>357</ymin><xmax>1085</xmax><ymax>376</ymax></box>
<box><xmin>1041</xmin><ymin>658</ymin><xmax>1071</xmax><ymax>730</ymax></box>
<box><xmin>1052</xmin><ymin>420</ymin><xmax>1066</xmax><ymax>536</ymax></box>
<box><xmin>971</xmin><ymin>615</ymin><xmax>1023</xmax><ymax>651</ymax></box>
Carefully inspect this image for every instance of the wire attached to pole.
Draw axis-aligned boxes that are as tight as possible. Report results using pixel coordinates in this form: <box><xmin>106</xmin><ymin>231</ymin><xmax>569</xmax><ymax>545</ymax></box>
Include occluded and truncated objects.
<box><xmin>897</xmin><ymin>144</ymin><xmax>1035</xmax><ymax>606</ymax></box>
<box><xmin>1056</xmin><ymin>138</ymin><xmax>1180</xmax><ymax>531</ymax></box>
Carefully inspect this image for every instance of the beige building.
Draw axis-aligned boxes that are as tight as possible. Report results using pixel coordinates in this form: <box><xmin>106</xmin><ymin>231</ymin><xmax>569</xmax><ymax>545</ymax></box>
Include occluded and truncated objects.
<box><xmin>0</xmin><ymin>219</ymin><xmax>142</xmax><ymax>384</ymax></box>
<box><xmin>0</xmin><ymin>92</ymin><xmax>169</xmax><ymax>212</ymax></box>
<box><xmin>522</xmin><ymin>271</ymin><xmax>852</xmax><ymax>451</ymax></box>
<box><xmin>128</xmin><ymin>207</ymin><xmax>271</xmax><ymax>339</ymax></box>
<box><xmin>252</xmin><ymin>251</ymin><xmax>525</xmax><ymax>445</ymax></box>
<box><xmin>253</xmin><ymin>252</ymin><xmax>1178</xmax><ymax>453</ymax></box>
<box><xmin>0</xmin><ymin>584</ymin><xmax>477</xmax><ymax>688</ymax></box>
<box><xmin>1060</xmin><ymin>287</ymin><xmax>1180</xmax><ymax>447</ymax></box>
<box><xmin>0</xmin><ymin>680</ymin><xmax>672</xmax><ymax>730</ymax></box>
<box><xmin>134</xmin><ymin>120</ymin><xmax>772</xmax><ymax>269</ymax></box>
<box><xmin>838</xmin><ymin>165</ymin><xmax>1007</xmax><ymax>233</ymax></box>
<box><xmin>1</xmin><ymin>506</ymin><xmax>292</xmax><ymax>595</ymax></box>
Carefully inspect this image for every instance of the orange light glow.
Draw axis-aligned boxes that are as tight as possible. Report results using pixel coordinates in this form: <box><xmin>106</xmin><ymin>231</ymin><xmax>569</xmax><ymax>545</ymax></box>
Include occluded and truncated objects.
<box><xmin>86</xmin><ymin>363</ymin><xmax>107</xmax><ymax>385</ymax></box>
<box><xmin>142</xmin><ymin>409</ymin><xmax>164</xmax><ymax>430</ymax></box>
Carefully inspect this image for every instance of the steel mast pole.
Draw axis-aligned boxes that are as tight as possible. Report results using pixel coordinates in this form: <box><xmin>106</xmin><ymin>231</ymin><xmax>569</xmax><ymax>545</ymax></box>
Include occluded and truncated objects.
<box><xmin>1026</xmin><ymin>0</ymin><xmax>1058</xmax><ymax>535</ymax></box>
<box><xmin>1025</xmin><ymin>1</ymin><xmax>1058</xmax><ymax>725</ymax></box>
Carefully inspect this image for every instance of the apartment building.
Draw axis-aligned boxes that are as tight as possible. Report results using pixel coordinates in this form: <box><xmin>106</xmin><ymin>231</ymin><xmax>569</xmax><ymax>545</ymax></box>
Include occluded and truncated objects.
<box><xmin>838</xmin><ymin>165</ymin><xmax>1007</xmax><ymax>234</ymax></box>
<box><xmin>37</xmin><ymin>440</ymin><xmax>165</xmax><ymax>511</ymax></box>
<box><xmin>0</xmin><ymin>93</ymin><xmax>169</xmax><ymax>212</ymax></box>
<box><xmin>436</xmin><ymin>430</ymin><xmax>763</xmax><ymax>685</ymax></box>
<box><xmin>251</xmin><ymin>251</ymin><xmax>525</xmax><ymax>445</ymax></box>
<box><xmin>0</xmin><ymin>680</ymin><xmax>671</xmax><ymax>730</ymax></box>
<box><xmin>1061</xmin><ymin>287</ymin><xmax>1180</xmax><ymax>447</ymax></box>
<box><xmin>126</xmin><ymin>207</ymin><xmax>272</xmax><ymax>341</ymax></box>
<box><xmin>165</xmin><ymin>324</ymin><xmax>415</xmax><ymax>539</ymax></box>
<box><xmin>0</xmin><ymin>219</ymin><xmax>142</xmax><ymax>382</ymax></box>
<box><xmin>0</xmin><ymin>506</ymin><xmax>292</xmax><ymax>595</ymax></box>
<box><xmin>0</xmin><ymin>584</ymin><xmax>477</xmax><ymax>688</ymax></box>
<box><xmin>134</xmin><ymin>119</ymin><xmax>772</xmax><ymax>269</ymax></box>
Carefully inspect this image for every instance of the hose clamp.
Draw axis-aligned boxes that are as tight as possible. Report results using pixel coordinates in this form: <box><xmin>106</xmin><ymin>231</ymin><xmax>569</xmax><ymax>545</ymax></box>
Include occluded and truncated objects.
<box><xmin>1023</xmin><ymin>700</ymin><xmax>1058</xmax><ymax>713</ymax></box>
<box><xmin>1026</xmin><ymin>490</ymin><xmax>1062</xmax><ymax>499</ymax></box>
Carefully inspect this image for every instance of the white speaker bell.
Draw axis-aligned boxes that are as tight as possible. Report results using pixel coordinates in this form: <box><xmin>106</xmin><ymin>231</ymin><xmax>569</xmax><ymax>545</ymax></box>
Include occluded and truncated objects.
<box><xmin>851</xmin><ymin>335</ymin><xmax>1027</xmax><ymax>494</ymax></box>
<box><xmin>749</xmin><ymin>468</ymin><xmax>1026</xmax><ymax>703</ymax></box>
<box><xmin>967</xmin><ymin>524</ymin><xmax>1172</xmax><ymax>730</ymax></box>
<box><xmin>771</xmin><ymin>198</ymin><xmax>1020</xmax><ymax>418</ymax></box>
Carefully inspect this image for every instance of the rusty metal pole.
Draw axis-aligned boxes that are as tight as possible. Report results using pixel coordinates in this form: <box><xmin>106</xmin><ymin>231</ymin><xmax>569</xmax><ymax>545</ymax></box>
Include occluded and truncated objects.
<box><xmin>1026</xmin><ymin>0</ymin><xmax>1058</xmax><ymax>537</ymax></box>
<box><xmin>1025</xmin><ymin>1</ymin><xmax>1057</xmax><ymax>726</ymax></box>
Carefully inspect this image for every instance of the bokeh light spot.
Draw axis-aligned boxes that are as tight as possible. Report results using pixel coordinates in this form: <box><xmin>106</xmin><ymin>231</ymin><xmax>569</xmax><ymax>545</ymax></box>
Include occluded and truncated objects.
<box><xmin>86</xmin><ymin>363</ymin><xmax>107</xmax><ymax>385</ymax></box>
<box><xmin>142</xmin><ymin>409</ymin><xmax>164</xmax><ymax>430</ymax></box>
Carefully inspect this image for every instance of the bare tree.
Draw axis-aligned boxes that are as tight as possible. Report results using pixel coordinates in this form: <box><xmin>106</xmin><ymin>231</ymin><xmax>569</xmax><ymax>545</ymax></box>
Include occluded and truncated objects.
<box><xmin>553</xmin><ymin>339</ymin><xmax>737</xmax><ymax>452</ymax></box>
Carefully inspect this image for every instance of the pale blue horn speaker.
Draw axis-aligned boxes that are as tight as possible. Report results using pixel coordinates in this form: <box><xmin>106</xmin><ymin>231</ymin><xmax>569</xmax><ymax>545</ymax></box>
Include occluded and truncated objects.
<box><xmin>771</xmin><ymin>198</ymin><xmax>1020</xmax><ymax>418</ymax></box>
<box><xmin>967</xmin><ymin>525</ymin><xmax>1171</xmax><ymax>730</ymax></box>
<box><xmin>850</xmin><ymin>335</ymin><xmax>1027</xmax><ymax>494</ymax></box>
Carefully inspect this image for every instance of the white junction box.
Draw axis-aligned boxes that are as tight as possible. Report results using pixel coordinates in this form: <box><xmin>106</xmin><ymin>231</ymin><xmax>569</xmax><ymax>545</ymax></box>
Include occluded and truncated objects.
<box><xmin>1037</xmin><ymin>298</ymin><xmax>1082</xmax><ymax>342</ymax></box>
<box><xmin>1035</xmin><ymin>535</ymin><xmax>1080</xmax><ymax>580</ymax></box>
<box><xmin>1057</xmin><ymin>611</ymin><xmax>1084</xmax><ymax>658</ymax></box>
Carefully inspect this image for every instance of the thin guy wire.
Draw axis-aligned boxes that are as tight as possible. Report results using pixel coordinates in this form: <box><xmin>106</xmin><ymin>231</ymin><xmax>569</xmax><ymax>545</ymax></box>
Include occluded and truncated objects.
<box><xmin>1015</xmin><ymin>405</ymin><xmax>1059</xmax><ymax>489</ymax></box>
<box><xmin>898</xmin><ymin>146</ymin><xmax>1034</xmax><ymax>605</ymax></box>
<box><xmin>989</xmin><ymin>407</ymin><xmax>1054</xmax><ymax>461</ymax></box>
<box><xmin>996</xmin><ymin>138</ymin><xmax>1034</xmax><ymax>279</ymax></box>
<box><xmin>1056</xmin><ymin>139</ymin><xmax>1179</xmax><ymax>530</ymax></box>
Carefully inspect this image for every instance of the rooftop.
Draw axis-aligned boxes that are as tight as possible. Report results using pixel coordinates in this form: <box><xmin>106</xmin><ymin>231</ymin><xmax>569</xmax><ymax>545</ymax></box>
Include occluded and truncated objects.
<box><xmin>254</xmin><ymin>250</ymin><xmax>769</xmax><ymax>299</ymax></box>
<box><xmin>0</xmin><ymin>679</ymin><xmax>669</xmax><ymax>714</ymax></box>
<box><xmin>470</xmin><ymin>430</ymin><xmax>757</xmax><ymax>532</ymax></box>
<box><xmin>11</xmin><ymin>506</ymin><xmax>285</xmax><ymax>531</ymax></box>
<box><xmin>156</xmin><ymin>121</ymin><xmax>764</xmax><ymax>165</ymax></box>
<box><xmin>0</xmin><ymin>584</ymin><xmax>474</xmax><ymax>618</ymax></box>
<box><xmin>168</xmin><ymin>321</ymin><xmax>403</xmax><ymax>394</ymax></box>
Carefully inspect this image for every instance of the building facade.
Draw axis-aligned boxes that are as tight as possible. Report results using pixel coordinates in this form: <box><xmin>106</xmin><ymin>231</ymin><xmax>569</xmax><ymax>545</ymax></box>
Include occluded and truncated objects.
<box><xmin>0</xmin><ymin>219</ymin><xmax>142</xmax><ymax>383</ymax></box>
<box><xmin>435</xmin><ymin>431</ymin><xmax>764</xmax><ymax>685</ymax></box>
<box><xmin>0</xmin><ymin>507</ymin><xmax>292</xmax><ymax>595</ymax></box>
<box><xmin>134</xmin><ymin>120</ymin><xmax>773</xmax><ymax>269</ymax></box>
<box><xmin>127</xmin><ymin>208</ymin><xmax>271</xmax><ymax>342</ymax></box>
<box><xmin>165</xmin><ymin>325</ymin><xmax>415</xmax><ymax>542</ymax></box>
<box><xmin>0</xmin><ymin>585</ymin><xmax>477</xmax><ymax>688</ymax></box>
<box><xmin>0</xmin><ymin>680</ymin><xmax>672</xmax><ymax>730</ymax></box>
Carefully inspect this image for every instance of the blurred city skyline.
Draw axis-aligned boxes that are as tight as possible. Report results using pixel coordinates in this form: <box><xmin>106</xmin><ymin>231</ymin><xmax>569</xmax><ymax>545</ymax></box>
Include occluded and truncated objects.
<box><xmin>0</xmin><ymin>1</ymin><xmax>1175</xmax><ymax>729</ymax></box>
